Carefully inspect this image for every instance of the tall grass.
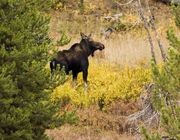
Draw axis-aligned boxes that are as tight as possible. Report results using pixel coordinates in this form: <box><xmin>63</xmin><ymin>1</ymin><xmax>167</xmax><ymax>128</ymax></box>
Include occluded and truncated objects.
<box><xmin>100</xmin><ymin>33</ymin><xmax>169</xmax><ymax>66</ymax></box>
<box><xmin>49</xmin><ymin>8</ymin><xmax>172</xmax><ymax>66</ymax></box>
<box><xmin>51</xmin><ymin>60</ymin><xmax>151</xmax><ymax>107</ymax></box>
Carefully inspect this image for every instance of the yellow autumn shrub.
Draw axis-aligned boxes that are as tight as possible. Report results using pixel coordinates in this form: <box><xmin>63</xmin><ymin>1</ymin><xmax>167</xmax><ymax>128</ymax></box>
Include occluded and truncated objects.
<box><xmin>51</xmin><ymin>60</ymin><xmax>151</xmax><ymax>107</ymax></box>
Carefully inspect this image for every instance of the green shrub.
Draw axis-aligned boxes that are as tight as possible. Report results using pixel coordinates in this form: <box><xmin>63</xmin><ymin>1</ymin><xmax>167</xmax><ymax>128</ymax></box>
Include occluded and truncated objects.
<box><xmin>52</xmin><ymin>61</ymin><xmax>151</xmax><ymax>108</ymax></box>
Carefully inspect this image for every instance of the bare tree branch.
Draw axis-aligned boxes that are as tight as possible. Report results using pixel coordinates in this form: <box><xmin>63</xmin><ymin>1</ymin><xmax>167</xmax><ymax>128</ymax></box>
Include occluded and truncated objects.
<box><xmin>115</xmin><ymin>0</ymin><xmax>135</xmax><ymax>6</ymax></box>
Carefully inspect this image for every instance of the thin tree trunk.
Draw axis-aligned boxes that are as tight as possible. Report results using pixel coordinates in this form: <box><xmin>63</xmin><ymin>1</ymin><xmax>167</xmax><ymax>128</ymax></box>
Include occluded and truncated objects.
<box><xmin>138</xmin><ymin>0</ymin><xmax>157</xmax><ymax>64</ymax></box>
<box><xmin>146</xmin><ymin>0</ymin><xmax>167</xmax><ymax>62</ymax></box>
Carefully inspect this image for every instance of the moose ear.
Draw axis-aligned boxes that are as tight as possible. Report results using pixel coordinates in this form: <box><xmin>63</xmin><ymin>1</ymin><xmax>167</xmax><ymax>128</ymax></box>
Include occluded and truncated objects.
<box><xmin>88</xmin><ymin>33</ymin><xmax>92</xmax><ymax>38</ymax></box>
<box><xmin>80</xmin><ymin>32</ymin><xmax>87</xmax><ymax>39</ymax></box>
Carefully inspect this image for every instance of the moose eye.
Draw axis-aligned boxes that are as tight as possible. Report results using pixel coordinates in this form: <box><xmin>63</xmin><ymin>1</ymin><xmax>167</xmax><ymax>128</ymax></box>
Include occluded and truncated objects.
<box><xmin>88</xmin><ymin>38</ymin><xmax>93</xmax><ymax>42</ymax></box>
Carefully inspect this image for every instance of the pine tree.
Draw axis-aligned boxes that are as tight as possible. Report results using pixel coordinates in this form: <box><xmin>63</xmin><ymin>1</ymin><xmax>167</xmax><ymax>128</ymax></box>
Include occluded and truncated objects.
<box><xmin>142</xmin><ymin>4</ymin><xmax>180</xmax><ymax>140</ymax></box>
<box><xmin>0</xmin><ymin>0</ymin><xmax>63</xmax><ymax>139</ymax></box>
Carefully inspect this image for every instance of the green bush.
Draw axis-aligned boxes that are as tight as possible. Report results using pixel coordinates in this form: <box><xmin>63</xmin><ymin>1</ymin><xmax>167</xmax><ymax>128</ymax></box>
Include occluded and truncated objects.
<box><xmin>52</xmin><ymin>61</ymin><xmax>151</xmax><ymax>108</ymax></box>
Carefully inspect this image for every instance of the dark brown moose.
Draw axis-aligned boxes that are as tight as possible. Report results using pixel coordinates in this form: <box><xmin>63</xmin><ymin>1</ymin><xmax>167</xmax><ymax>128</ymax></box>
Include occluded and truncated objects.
<box><xmin>50</xmin><ymin>33</ymin><xmax>105</xmax><ymax>89</ymax></box>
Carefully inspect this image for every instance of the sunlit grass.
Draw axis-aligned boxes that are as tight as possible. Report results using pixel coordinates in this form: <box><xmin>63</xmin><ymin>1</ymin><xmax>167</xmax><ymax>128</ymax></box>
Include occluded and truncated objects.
<box><xmin>51</xmin><ymin>60</ymin><xmax>152</xmax><ymax>107</ymax></box>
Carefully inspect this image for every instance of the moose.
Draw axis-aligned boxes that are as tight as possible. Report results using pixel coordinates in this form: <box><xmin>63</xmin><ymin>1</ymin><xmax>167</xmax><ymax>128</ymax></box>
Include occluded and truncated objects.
<box><xmin>50</xmin><ymin>33</ymin><xmax>105</xmax><ymax>89</ymax></box>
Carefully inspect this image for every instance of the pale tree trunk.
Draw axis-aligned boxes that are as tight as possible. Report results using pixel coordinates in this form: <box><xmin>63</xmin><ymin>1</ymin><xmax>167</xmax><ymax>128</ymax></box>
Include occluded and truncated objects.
<box><xmin>146</xmin><ymin>0</ymin><xmax>167</xmax><ymax>62</ymax></box>
<box><xmin>137</xmin><ymin>0</ymin><xmax>157</xmax><ymax>64</ymax></box>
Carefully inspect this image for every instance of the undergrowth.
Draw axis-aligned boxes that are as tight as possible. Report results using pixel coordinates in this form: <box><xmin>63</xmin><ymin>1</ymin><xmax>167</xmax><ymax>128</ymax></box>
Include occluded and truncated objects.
<box><xmin>51</xmin><ymin>60</ymin><xmax>151</xmax><ymax>108</ymax></box>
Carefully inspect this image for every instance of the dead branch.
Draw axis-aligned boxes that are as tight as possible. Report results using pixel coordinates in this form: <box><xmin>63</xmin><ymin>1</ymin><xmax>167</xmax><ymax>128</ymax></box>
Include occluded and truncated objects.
<box><xmin>103</xmin><ymin>13</ymin><xmax>123</xmax><ymax>22</ymax></box>
<box><xmin>115</xmin><ymin>0</ymin><xmax>135</xmax><ymax>6</ymax></box>
<box><xmin>125</xmin><ymin>84</ymin><xmax>160</xmax><ymax>134</ymax></box>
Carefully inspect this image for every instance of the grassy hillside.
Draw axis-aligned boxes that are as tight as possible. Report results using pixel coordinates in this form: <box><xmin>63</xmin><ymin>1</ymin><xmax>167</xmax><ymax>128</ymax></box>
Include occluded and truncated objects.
<box><xmin>46</xmin><ymin>0</ymin><xmax>176</xmax><ymax>139</ymax></box>
<box><xmin>49</xmin><ymin>0</ymin><xmax>175</xmax><ymax>65</ymax></box>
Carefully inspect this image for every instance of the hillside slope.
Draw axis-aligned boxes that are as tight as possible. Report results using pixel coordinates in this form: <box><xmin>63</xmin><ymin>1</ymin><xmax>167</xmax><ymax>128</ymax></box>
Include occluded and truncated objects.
<box><xmin>47</xmin><ymin>0</ymin><xmax>175</xmax><ymax>139</ymax></box>
<box><xmin>49</xmin><ymin>0</ymin><xmax>174</xmax><ymax>65</ymax></box>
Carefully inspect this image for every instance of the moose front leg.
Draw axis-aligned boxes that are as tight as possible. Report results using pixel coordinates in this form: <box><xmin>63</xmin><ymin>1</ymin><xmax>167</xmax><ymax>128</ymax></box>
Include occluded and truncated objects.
<box><xmin>82</xmin><ymin>69</ymin><xmax>88</xmax><ymax>91</ymax></box>
<box><xmin>72</xmin><ymin>71</ymin><xmax>78</xmax><ymax>88</ymax></box>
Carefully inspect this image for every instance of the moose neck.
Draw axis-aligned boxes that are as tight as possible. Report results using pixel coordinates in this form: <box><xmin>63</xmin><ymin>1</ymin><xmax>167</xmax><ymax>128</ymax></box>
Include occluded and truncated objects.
<box><xmin>80</xmin><ymin>39</ymin><xmax>93</xmax><ymax>57</ymax></box>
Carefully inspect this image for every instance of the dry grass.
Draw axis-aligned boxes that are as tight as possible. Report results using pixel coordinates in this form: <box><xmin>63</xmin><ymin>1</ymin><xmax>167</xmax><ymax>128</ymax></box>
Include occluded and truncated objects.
<box><xmin>46</xmin><ymin>125</ymin><xmax>137</xmax><ymax>140</ymax></box>
<box><xmin>46</xmin><ymin>100</ymin><xmax>141</xmax><ymax>140</ymax></box>
<box><xmin>76</xmin><ymin>101</ymin><xmax>139</xmax><ymax>131</ymax></box>
<box><xmin>99</xmin><ymin>33</ymin><xmax>169</xmax><ymax>66</ymax></box>
<box><xmin>49</xmin><ymin>31</ymin><xmax>170</xmax><ymax>66</ymax></box>
<box><xmin>49</xmin><ymin>1</ymin><xmax>174</xmax><ymax>66</ymax></box>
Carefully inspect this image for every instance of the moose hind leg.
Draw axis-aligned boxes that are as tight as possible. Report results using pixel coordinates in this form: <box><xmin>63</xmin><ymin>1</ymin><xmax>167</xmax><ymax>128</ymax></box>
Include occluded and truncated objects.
<box><xmin>50</xmin><ymin>60</ymin><xmax>56</xmax><ymax>73</ymax></box>
<box><xmin>50</xmin><ymin>59</ymin><xmax>57</xmax><ymax>80</ymax></box>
